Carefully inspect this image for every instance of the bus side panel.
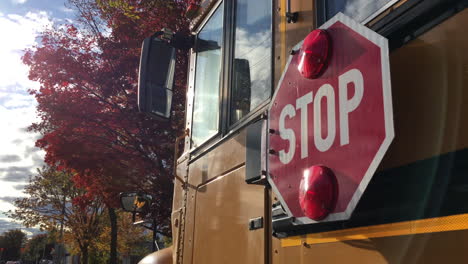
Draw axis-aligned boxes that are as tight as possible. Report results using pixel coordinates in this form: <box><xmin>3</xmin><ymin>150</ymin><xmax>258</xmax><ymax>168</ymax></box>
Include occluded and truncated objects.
<box><xmin>382</xmin><ymin>7</ymin><xmax>468</xmax><ymax>169</ymax></box>
<box><xmin>186</xmin><ymin>131</ymin><xmax>266</xmax><ymax>263</ymax></box>
<box><xmin>192</xmin><ymin>166</ymin><xmax>265</xmax><ymax>264</ymax></box>
<box><xmin>272</xmin><ymin>6</ymin><xmax>468</xmax><ymax>264</ymax></box>
<box><xmin>273</xmin><ymin>230</ymin><xmax>468</xmax><ymax>264</ymax></box>
<box><xmin>174</xmin><ymin>156</ymin><xmax>189</xmax><ymax>212</ymax></box>
<box><xmin>274</xmin><ymin>0</ymin><xmax>315</xmax><ymax>88</ymax></box>
<box><xmin>181</xmin><ymin>187</ymin><xmax>197</xmax><ymax>264</ymax></box>
<box><xmin>188</xmin><ymin>131</ymin><xmax>246</xmax><ymax>187</ymax></box>
<box><xmin>173</xmin><ymin>156</ymin><xmax>188</xmax><ymax>264</ymax></box>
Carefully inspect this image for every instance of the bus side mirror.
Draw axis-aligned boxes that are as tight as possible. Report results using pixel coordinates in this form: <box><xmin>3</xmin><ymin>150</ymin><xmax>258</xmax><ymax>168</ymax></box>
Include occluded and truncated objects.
<box><xmin>138</xmin><ymin>35</ymin><xmax>176</xmax><ymax>119</ymax></box>
<box><xmin>119</xmin><ymin>192</ymin><xmax>153</xmax><ymax>221</ymax></box>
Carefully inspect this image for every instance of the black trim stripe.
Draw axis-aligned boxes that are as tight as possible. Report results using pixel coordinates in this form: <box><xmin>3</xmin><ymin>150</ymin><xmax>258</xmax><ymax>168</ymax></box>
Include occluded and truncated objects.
<box><xmin>274</xmin><ymin>147</ymin><xmax>468</xmax><ymax>237</ymax></box>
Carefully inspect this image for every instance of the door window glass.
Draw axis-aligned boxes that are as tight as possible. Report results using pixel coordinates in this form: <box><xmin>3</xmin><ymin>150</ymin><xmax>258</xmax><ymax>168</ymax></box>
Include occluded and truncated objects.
<box><xmin>192</xmin><ymin>4</ymin><xmax>224</xmax><ymax>147</ymax></box>
<box><xmin>230</xmin><ymin>0</ymin><xmax>272</xmax><ymax>124</ymax></box>
<box><xmin>323</xmin><ymin>0</ymin><xmax>396</xmax><ymax>23</ymax></box>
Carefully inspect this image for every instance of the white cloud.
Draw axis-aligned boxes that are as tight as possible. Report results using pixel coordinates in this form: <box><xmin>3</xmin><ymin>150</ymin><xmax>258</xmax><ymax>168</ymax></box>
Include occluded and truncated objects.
<box><xmin>0</xmin><ymin>102</ymin><xmax>43</xmax><ymax>225</ymax></box>
<box><xmin>11</xmin><ymin>0</ymin><xmax>28</xmax><ymax>4</ymax></box>
<box><xmin>234</xmin><ymin>28</ymin><xmax>271</xmax><ymax>108</ymax></box>
<box><xmin>59</xmin><ymin>6</ymin><xmax>74</xmax><ymax>13</ymax></box>
<box><xmin>0</xmin><ymin>11</ymin><xmax>52</xmax><ymax>91</ymax></box>
<box><xmin>343</xmin><ymin>0</ymin><xmax>386</xmax><ymax>22</ymax></box>
<box><xmin>0</xmin><ymin>102</ymin><xmax>43</xmax><ymax>171</ymax></box>
<box><xmin>1</xmin><ymin>92</ymin><xmax>35</xmax><ymax>108</ymax></box>
<box><xmin>0</xmin><ymin>11</ymin><xmax>51</xmax><ymax>222</ymax></box>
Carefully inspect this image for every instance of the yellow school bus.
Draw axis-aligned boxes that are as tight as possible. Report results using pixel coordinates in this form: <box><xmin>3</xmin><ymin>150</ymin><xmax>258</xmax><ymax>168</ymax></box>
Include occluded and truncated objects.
<box><xmin>136</xmin><ymin>0</ymin><xmax>468</xmax><ymax>263</ymax></box>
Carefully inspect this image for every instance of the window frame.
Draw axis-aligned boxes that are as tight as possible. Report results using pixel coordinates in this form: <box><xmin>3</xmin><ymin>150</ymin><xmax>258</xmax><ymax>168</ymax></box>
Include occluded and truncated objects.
<box><xmin>188</xmin><ymin>0</ymin><xmax>274</xmax><ymax>158</ymax></box>
<box><xmin>226</xmin><ymin>0</ymin><xmax>274</xmax><ymax>130</ymax></box>
<box><xmin>315</xmin><ymin>0</ymin><xmax>400</xmax><ymax>27</ymax></box>
<box><xmin>369</xmin><ymin>0</ymin><xmax>467</xmax><ymax>50</ymax></box>
<box><xmin>315</xmin><ymin>0</ymin><xmax>467</xmax><ymax>50</ymax></box>
<box><xmin>189</xmin><ymin>0</ymin><xmax>226</xmax><ymax>152</ymax></box>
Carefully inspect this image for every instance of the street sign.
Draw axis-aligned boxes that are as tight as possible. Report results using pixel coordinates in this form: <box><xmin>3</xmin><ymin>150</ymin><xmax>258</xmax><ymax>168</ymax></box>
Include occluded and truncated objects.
<box><xmin>268</xmin><ymin>13</ymin><xmax>394</xmax><ymax>224</ymax></box>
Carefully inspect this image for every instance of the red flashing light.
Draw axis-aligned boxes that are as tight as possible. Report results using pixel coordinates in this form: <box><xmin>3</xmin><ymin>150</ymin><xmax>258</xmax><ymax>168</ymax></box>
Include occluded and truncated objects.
<box><xmin>299</xmin><ymin>165</ymin><xmax>338</xmax><ymax>220</ymax></box>
<box><xmin>297</xmin><ymin>29</ymin><xmax>331</xmax><ymax>79</ymax></box>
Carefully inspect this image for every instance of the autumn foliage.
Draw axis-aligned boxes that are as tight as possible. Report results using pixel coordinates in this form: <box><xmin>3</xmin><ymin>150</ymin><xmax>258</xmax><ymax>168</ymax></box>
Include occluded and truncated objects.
<box><xmin>11</xmin><ymin>166</ymin><xmax>105</xmax><ymax>263</ymax></box>
<box><xmin>23</xmin><ymin>0</ymin><xmax>190</xmax><ymax>235</ymax></box>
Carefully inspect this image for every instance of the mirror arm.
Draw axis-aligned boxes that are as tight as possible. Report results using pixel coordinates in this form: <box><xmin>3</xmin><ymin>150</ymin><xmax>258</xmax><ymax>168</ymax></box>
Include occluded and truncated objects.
<box><xmin>173</xmin><ymin>129</ymin><xmax>190</xmax><ymax>187</ymax></box>
<box><xmin>170</xmin><ymin>33</ymin><xmax>195</xmax><ymax>50</ymax></box>
<box><xmin>195</xmin><ymin>39</ymin><xmax>221</xmax><ymax>52</ymax></box>
<box><xmin>154</xmin><ymin>29</ymin><xmax>195</xmax><ymax>50</ymax></box>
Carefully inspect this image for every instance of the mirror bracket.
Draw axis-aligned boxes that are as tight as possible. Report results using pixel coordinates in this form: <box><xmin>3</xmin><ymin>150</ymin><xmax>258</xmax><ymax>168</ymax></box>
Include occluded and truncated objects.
<box><xmin>155</xmin><ymin>28</ymin><xmax>195</xmax><ymax>50</ymax></box>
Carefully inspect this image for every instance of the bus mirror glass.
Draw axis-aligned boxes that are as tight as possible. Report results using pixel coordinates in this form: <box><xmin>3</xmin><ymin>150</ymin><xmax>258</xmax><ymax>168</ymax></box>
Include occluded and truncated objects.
<box><xmin>138</xmin><ymin>35</ymin><xmax>176</xmax><ymax>119</ymax></box>
<box><xmin>119</xmin><ymin>192</ymin><xmax>153</xmax><ymax>214</ymax></box>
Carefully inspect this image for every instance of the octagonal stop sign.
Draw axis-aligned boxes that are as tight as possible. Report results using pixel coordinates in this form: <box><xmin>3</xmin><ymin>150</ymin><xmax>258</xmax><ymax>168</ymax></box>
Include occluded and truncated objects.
<box><xmin>268</xmin><ymin>13</ymin><xmax>394</xmax><ymax>224</ymax></box>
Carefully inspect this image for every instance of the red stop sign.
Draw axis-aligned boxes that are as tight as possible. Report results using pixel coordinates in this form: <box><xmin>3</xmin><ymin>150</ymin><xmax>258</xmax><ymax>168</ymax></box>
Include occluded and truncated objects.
<box><xmin>268</xmin><ymin>13</ymin><xmax>394</xmax><ymax>223</ymax></box>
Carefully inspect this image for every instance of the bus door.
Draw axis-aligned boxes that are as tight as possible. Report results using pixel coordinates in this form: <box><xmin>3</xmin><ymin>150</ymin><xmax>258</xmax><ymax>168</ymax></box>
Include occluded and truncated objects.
<box><xmin>173</xmin><ymin>0</ymin><xmax>273</xmax><ymax>263</ymax></box>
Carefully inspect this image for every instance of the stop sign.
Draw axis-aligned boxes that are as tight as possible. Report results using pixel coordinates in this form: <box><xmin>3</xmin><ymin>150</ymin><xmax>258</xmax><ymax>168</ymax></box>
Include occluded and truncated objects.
<box><xmin>268</xmin><ymin>13</ymin><xmax>394</xmax><ymax>223</ymax></box>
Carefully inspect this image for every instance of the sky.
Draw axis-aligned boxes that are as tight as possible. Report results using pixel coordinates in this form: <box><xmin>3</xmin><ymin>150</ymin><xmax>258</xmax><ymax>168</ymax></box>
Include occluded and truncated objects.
<box><xmin>0</xmin><ymin>0</ymin><xmax>75</xmax><ymax>236</ymax></box>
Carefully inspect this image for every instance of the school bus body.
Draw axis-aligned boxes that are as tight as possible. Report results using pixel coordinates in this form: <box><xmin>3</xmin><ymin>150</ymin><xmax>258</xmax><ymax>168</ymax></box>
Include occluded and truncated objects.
<box><xmin>168</xmin><ymin>0</ymin><xmax>468</xmax><ymax>263</ymax></box>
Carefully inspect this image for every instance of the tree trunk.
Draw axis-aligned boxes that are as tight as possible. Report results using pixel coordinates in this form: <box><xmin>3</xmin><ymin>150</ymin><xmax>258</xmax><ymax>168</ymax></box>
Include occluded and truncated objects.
<box><xmin>81</xmin><ymin>245</ymin><xmax>89</xmax><ymax>264</ymax></box>
<box><xmin>109</xmin><ymin>207</ymin><xmax>118</xmax><ymax>264</ymax></box>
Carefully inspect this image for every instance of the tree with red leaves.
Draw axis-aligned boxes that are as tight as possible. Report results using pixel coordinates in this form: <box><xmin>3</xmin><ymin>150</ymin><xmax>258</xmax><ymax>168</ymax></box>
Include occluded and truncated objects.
<box><xmin>24</xmin><ymin>0</ymin><xmax>189</xmax><ymax>262</ymax></box>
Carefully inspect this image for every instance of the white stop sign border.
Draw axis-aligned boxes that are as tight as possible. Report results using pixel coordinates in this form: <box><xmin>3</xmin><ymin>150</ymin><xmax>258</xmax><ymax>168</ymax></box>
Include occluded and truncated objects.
<box><xmin>267</xmin><ymin>12</ymin><xmax>394</xmax><ymax>224</ymax></box>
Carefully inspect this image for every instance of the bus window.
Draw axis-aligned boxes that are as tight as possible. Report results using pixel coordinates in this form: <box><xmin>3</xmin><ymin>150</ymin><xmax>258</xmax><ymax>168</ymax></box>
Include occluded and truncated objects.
<box><xmin>317</xmin><ymin>0</ymin><xmax>399</xmax><ymax>25</ymax></box>
<box><xmin>230</xmin><ymin>0</ymin><xmax>272</xmax><ymax>124</ymax></box>
<box><xmin>192</xmin><ymin>4</ymin><xmax>224</xmax><ymax>147</ymax></box>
